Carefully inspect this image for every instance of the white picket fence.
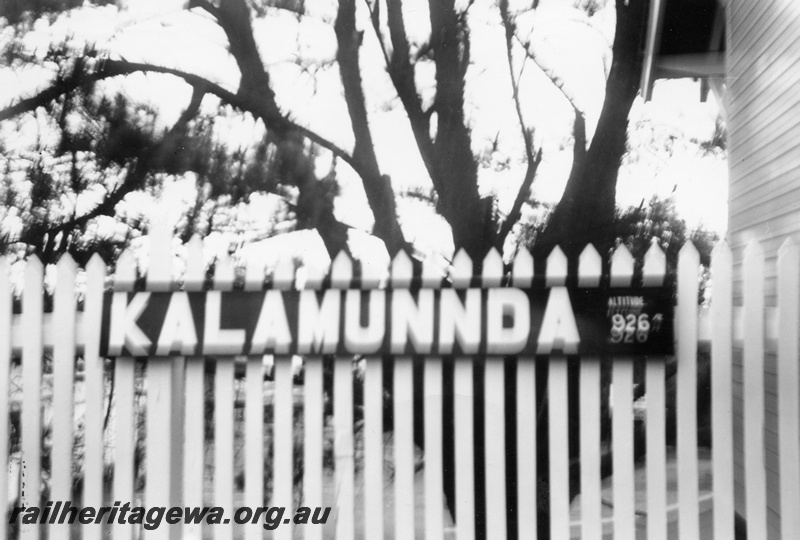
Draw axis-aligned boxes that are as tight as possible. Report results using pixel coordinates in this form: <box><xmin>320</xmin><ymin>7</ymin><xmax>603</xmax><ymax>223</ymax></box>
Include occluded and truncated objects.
<box><xmin>1</xmin><ymin>221</ymin><xmax>799</xmax><ymax>540</ymax></box>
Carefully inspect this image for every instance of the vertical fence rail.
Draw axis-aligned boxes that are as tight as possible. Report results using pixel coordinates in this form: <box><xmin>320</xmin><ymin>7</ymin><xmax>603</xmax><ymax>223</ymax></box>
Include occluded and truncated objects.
<box><xmin>578</xmin><ymin>245</ymin><xmax>602</xmax><ymax>540</ymax></box>
<box><xmin>0</xmin><ymin>257</ymin><xmax>11</xmax><ymax>540</ymax></box>
<box><xmin>184</xmin><ymin>235</ymin><xmax>206</xmax><ymax>540</ymax></box>
<box><xmin>677</xmin><ymin>242</ymin><xmax>700</xmax><ymax>539</ymax></box>
<box><xmin>50</xmin><ymin>255</ymin><xmax>77</xmax><ymax>540</ymax></box>
<box><xmin>742</xmin><ymin>241</ymin><xmax>768</xmax><ymax>539</ymax></box>
<box><xmin>546</xmin><ymin>247</ymin><xmax>571</xmax><ymax>540</ymax></box>
<box><xmin>512</xmin><ymin>249</ymin><xmax>536</xmax><ymax>540</ymax></box>
<box><xmin>20</xmin><ymin>256</ymin><xmax>43</xmax><ymax>540</ymax></box>
<box><xmin>643</xmin><ymin>241</ymin><xmax>668</xmax><ymax>540</ymax></box>
<box><xmin>710</xmin><ymin>242</ymin><xmax>735</xmax><ymax>540</ymax></box>
<box><xmin>610</xmin><ymin>246</ymin><xmax>636</xmax><ymax>540</ymax></box>
<box><xmin>113</xmin><ymin>250</ymin><xmax>137</xmax><ymax>540</ymax></box>
<box><xmin>483</xmin><ymin>249</ymin><xmax>507</xmax><ymax>540</ymax></box>
<box><xmin>777</xmin><ymin>238</ymin><xmax>800</xmax><ymax>540</ymax></box>
<box><xmin>302</xmin><ymin>258</ymin><xmax>327</xmax><ymax>540</ymax></box>
<box><xmin>144</xmin><ymin>218</ymin><xmax>184</xmax><ymax>540</ymax></box>
<box><xmin>82</xmin><ymin>254</ymin><xmax>107</xmax><ymax>540</ymax></box>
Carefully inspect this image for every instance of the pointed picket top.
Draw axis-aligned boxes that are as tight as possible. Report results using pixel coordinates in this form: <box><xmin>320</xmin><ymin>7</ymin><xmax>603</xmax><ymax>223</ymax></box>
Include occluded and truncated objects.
<box><xmin>24</xmin><ymin>254</ymin><xmax>44</xmax><ymax>286</ymax></box>
<box><xmin>114</xmin><ymin>249</ymin><xmax>138</xmax><ymax>291</ymax></box>
<box><xmin>451</xmin><ymin>249</ymin><xmax>473</xmax><ymax>288</ymax></box>
<box><xmin>512</xmin><ymin>248</ymin><xmax>534</xmax><ymax>288</ymax></box>
<box><xmin>244</xmin><ymin>259</ymin><xmax>266</xmax><ymax>291</ymax></box>
<box><xmin>273</xmin><ymin>256</ymin><xmax>296</xmax><ymax>290</ymax></box>
<box><xmin>545</xmin><ymin>245</ymin><xmax>567</xmax><ymax>287</ymax></box>
<box><xmin>742</xmin><ymin>239</ymin><xmax>764</xmax><ymax>287</ymax></box>
<box><xmin>421</xmin><ymin>254</ymin><xmax>444</xmax><ymax>288</ymax></box>
<box><xmin>642</xmin><ymin>239</ymin><xmax>667</xmax><ymax>287</ymax></box>
<box><xmin>610</xmin><ymin>245</ymin><xmax>635</xmax><ymax>287</ymax></box>
<box><xmin>391</xmin><ymin>250</ymin><xmax>414</xmax><ymax>288</ymax></box>
<box><xmin>330</xmin><ymin>250</ymin><xmax>354</xmax><ymax>289</ymax></box>
<box><xmin>184</xmin><ymin>234</ymin><xmax>206</xmax><ymax>291</ymax></box>
<box><xmin>481</xmin><ymin>248</ymin><xmax>504</xmax><ymax>288</ymax></box>
<box><xmin>146</xmin><ymin>215</ymin><xmax>173</xmax><ymax>292</ymax></box>
<box><xmin>56</xmin><ymin>253</ymin><xmax>78</xmax><ymax>293</ymax></box>
<box><xmin>578</xmin><ymin>244</ymin><xmax>602</xmax><ymax>287</ymax></box>
<box><xmin>213</xmin><ymin>255</ymin><xmax>236</xmax><ymax>291</ymax></box>
<box><xmin>679</xmin><ymin>240</ymin><xmax>702</xmax><ymax>277</ymax></box>
<box><xmin>360</xmin><ymin>258</ymin><xmax>387</xmax><ymax>289</ymax></box>
<box><xmin>301</xmin><ymin>258</ymin><xmax>329</xmax><ymax>290</ymax></box>
<box><xmin>0</xmin><ymin>256</ymin><xmax>11</xmax><ymax>294</ymax></box>
<box><xmin>84</xmin><ymin>251</ymin><xmax>105</xmax><ymax>279</ymax></box>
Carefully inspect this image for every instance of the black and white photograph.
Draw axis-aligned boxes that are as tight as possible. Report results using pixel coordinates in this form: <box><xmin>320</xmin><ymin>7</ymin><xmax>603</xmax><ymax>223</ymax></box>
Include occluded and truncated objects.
<box><xmin>0</xmin><ymin>0</ymin><xmax>797</xmax><ymax>538</ymax></box>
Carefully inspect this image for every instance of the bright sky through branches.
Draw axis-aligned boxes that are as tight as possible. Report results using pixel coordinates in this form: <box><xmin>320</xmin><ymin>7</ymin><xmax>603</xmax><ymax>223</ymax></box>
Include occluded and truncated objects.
<box><xmin>0</xmin><ymin>0</ymin><xmax>727</xmax><ymax>267</ymax></box>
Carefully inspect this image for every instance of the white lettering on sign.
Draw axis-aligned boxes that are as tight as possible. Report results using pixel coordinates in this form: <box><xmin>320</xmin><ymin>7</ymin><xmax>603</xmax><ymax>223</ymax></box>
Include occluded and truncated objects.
<box><xmin>344</xmin><ymin>290</ymin><xmax>386</xmax><ymax>353</ymax></box>
<box><xmin>390</xmin><ymin>289</ymin><xmax>434</xmax><ymax>354</ymax></box>
<box><xmin>439</xmin><ymin>289</ymin><xmax>481</xmax><ymax>354</ymax></box>
<box><xmin>486</xmin><ymin>288</ymin><xmax>531</xmax><ymax>354</ymax></box>
<box><xmin>204</xmin><ymin>291</ymin><xmax>246</xmax><ymax>355</ymax></box>
<box><xmin>250</xmin><ymin>291</ymin><xmax>292</xmax><ymax>354</ymax></box>
<box><xmin>537</xmin><ymin>287</ymin><xmax>580</xmax><ymax>354</ymax></box>
<box><xmin>156</xmin><ymin>292</ymin><xmax>198</xmax><ymax>355</ymax></box>
<box><xmin>108</xmin><ymin>292</ymin><xmax>152</xmax><ymax>356</ymax></box>
<box><xmin>297</xmin><ymin>290</ymin><xmax>340</xmax><ymax>354</ymax></box>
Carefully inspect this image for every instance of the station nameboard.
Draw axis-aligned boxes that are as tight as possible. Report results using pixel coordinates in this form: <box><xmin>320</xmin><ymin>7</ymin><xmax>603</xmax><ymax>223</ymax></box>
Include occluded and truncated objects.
<box><xmin>99</xmin><ymin>287</ymin><xmax>673</xmax><ymax>358</ymax></box>
<box><xmin>101</xmin><ymin>287</ymin><xmax>673</xmax><ymax>356</ymax></box>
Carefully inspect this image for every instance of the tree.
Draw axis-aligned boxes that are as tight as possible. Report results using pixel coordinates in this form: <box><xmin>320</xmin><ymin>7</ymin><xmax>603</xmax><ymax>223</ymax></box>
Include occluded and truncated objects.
<box><xmin>1</xmin><ymin>1</ymin><xmax>658</xmax><ymax>537</ymax></box>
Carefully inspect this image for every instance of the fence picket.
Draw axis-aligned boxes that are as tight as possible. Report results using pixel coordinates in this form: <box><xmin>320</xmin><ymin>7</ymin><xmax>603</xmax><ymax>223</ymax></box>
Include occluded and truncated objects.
<box><xmin>143</xmin><ymin>217</ymin><xmax>185</xmax><ymax>540</ymax></box>
<box><xmin>21</xmin><ymin>256</ymin><xmax>43</xmax><ymax>540</ymax></box>
<box><xmin>644</xmin><ymin>240</ymin><xmax>667</xmax><ymax>540</ymax></box>
<box><xmin>516</xmin><ymin>358</ymin><xmax>536</xmax><ymax>540</ymax></box>
<box><xmin>454</xmin><ymin>356</ymin><xmax>475</xmax><ymax>540</ymax></box>
<box><xmin>335</xmin><ymin>355</ymin><xmax>356</xmax><ymax>539</ymax></box>
<box><xmin>513</xmin><ymin>249</ymin><xmax>537</xmax><ymax>540</ymax></box>
<box><xmin>546</xmin><ymin>246</ymin><xmax>570</xmax><ymax>540</ymax></box>
<box><xmin>578</xmin><ymin>244</ymin><xmax>602</xmax><ymax>540</ymax></box>
<box><xmin>82</xmin><ymin>255</ymin><xmax>107</xmax><ymax>540</ymax></box>
<box><xmin>452</xmin><ymin>249</ymin><xmax>475</xmax><ymax>540</ymax></box>
<box><xmin>777</xmin><ymin>238</ymin><xmax>800</xmax><ymax>539</ymax></box>
<box><xmin>0</xmin><ymin>257</ymin><xmax>12</xmax><ymax>540</ymax></box>
<box><xmin>273</xmin><ymin>355</ymin><xmax>295</xmax><ymax>540</ymax></box>
<box><xmin>710</xmin><ymin>242</ymin><xmax>735</xmax><ymax>540</ymax></box>
<box><xmin>364</xmin><ymin>356</ymin><xmax>384</xmax><ymax>539</ymax></box>
<box><xmin>113</xmin><ymin>249</ymin><xmax>137</xmax><ymax>540</ymax></box>
<box><xmin>482</xmin><ymin>249</ymin><xmax>506</xmax><ymax>539</ymax></box>
<box><xmin>244</xmin><ymin>356</ymin><xmax>264</xmax><ymax>540</ymax></box>
<box><xmin>213</xmin><ymin>255</ymin><xmax>235</xmax><ymax>540</ymax></box>
<box><xmin>303</xmin><ymin>256</ymin><xmax>327</xmax><ymax>540</ymax></box>
<box><xmin>184</xmin><ymin>236</ymin><xmax>206</xmax><ymax>540</ymax></box>
<box><xmin>303</xmin><ymin>355</ymin><xmax>324</xmax><ymax>540</ymax></box>
<box><xmin>50</xmin><ymin>256</ymin><xmax>77</xmax><ymax>540</ymax></box>
<box><xmin>610</xmin><ymin>246</ymin><xmax>636</xmax><ymax>539</ymax></box>
<box><xmin>677</xmin><ymin>242</ymin><xmax>700</xmax><ymax>539</ymax></box>
<box><xmin>393</xmin><ymin>355</ymin><xmax>415</xmax><ymax>539</ymax></box>
<box><xmin>742</xmin><ymin>241</ymin><xmax>768</xmax><ymax>539</ymax></box>
<box><xmin>424</xmin><ymin>356</ymin><xmax>445</xmax><ymax>540</ymax></box>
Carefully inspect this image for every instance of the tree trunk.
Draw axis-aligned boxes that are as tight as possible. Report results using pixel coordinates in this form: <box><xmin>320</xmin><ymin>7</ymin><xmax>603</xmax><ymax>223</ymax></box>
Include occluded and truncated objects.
<box><xmin>537</xmin><ymin>0</ymin><xmax>650</xmax><ymax>258</ymax></box>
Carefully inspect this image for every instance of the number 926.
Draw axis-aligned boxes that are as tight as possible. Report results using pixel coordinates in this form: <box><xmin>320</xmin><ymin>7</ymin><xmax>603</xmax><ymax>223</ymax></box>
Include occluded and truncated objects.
<box><xmin>610</xmin><ymin>313</ymin><xmax>650</xmax><ymax>343</ymax></box>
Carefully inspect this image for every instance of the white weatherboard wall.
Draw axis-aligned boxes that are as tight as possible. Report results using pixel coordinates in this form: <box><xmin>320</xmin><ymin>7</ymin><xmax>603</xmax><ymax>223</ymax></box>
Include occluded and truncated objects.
<box><xmin>726</xmin><ymin>1</ymin><xmax>800</xmax><ymax>538</ymax></box>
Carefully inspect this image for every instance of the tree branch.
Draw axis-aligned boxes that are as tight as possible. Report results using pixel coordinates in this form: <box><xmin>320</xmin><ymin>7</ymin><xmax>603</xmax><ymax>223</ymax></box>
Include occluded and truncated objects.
<box><xmin>16</xmin><ymin>87</ymin><xmax>207</xmax><ymax>248</ymax></box>
<box><xmin>385</xmin><ymin>0</ymin><xmax>436</xmax><ymax>176</ymax></box>
<box><xmin>498</xmin><ymin>0</ymin><xmax>543</xmax><ymax>245</ymax></box>
<box><xmin>335</xmin><ymin>0</ymin><xmax>407</xmax><ymax>255</ymax></box>
<box><xmin>0</xmin><ymin>58</ymin><xmax>360</xmax><ymax>171</ymax></box>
